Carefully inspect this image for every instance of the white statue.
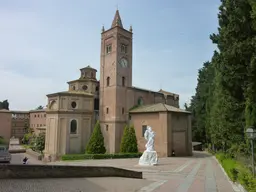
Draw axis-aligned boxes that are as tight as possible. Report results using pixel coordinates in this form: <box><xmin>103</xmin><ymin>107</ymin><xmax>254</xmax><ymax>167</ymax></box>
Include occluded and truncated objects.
<box><xmin>139</xmin><ymin>125</ymin><xmax>158</xmax><ymax>166</ymax></box>
<box><xmin>144</xmin><ymin>126</ymin><xmax>155</xmax><ymax>152</ymax></box>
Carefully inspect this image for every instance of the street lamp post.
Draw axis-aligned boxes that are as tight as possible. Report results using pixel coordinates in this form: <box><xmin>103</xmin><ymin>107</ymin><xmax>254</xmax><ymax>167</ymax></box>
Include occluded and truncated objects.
<box><xmin>246</xmin><ymin>126</ymin><xmax>256</xmax><ymax>177</ymax></box>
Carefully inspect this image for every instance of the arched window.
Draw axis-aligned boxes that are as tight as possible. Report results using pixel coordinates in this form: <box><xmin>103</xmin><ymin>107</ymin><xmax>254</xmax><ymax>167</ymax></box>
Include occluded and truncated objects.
<box><xmin>107</xmin><ymin>77</ymin><xmax>110</xmax><ymax>86</ymax></box>
<box><xmin>122</xmin><ymin>77</ymin><xmax>125</xmax><ymax>86</ymax></box>
<box><xmin>138</xmin><ymin>97</ymin><xmax>144</xmax><ymax>106</ymax></box>
<box><xmin>70</xmin><ymin>119</ymin><xmax>77</xmax><ymax>134</ymax></box>
<box><xmin>49</xmin><ymin>100</ymin><xmax>57</xmax><ymax>110</ymax></box>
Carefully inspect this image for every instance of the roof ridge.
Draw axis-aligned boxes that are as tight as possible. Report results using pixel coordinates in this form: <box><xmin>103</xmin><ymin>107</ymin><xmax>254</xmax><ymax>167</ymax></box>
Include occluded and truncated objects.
<box><xmin>162</xmin><ymin>103</ymin><xmax>169</xmax><ymax>111</ymax></box>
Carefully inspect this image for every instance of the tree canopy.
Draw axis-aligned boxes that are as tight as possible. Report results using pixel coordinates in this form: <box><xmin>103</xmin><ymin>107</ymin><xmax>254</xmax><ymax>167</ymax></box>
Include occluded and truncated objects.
<box><xmin>36</xmin><ymin>105</ymin><xmax>44</xmax><ymax>110</ymax></box>
<box><xmin>0</xmin><ymin>100</ymin><xmax>9</xmax><ymax>110</ymax></box>
<box><xmin>187</xmin><ymin>0</ymin><xmax>256</xmax><ymax>152</ymax></box>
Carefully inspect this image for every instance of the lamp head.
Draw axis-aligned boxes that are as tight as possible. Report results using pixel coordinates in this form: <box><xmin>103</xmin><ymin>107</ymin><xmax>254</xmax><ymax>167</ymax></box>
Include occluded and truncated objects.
<box><xmin>246</xmin><ymin>126</ymin><xmax>256</xmax><ymax>140</ymax></box>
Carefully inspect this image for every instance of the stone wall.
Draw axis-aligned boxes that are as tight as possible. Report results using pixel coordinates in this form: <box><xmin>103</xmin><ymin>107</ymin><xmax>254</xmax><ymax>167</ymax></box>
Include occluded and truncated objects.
<box><xmin>0</xmin><ymin>164</ymin><xmax>143</xmax><ymax>179</ymax></box>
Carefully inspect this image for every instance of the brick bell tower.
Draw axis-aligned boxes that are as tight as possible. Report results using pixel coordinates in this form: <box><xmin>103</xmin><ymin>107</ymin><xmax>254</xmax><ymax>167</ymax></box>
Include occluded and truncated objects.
<box><xmin>99</xmin><ymin>10</ymin><xmax>133</xmax><ymax>153</ymax></box>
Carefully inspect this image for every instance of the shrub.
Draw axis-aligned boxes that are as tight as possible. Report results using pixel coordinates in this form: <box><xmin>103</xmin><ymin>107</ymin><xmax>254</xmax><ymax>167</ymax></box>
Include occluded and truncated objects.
<box><xmin>86</xmin><ymin>121</ymin><xmax>106</xmax><ymax>154</ymax></box>
<box><xmin>0</xmin><ymin>136</ymin><xmax>6</xmax><ymax>144</ymax></box>
<box><xmin>216</xmin><ymin>152</ymin><xmax>256</xmax><ymax>191</ymax></box>
<box><xmin>120</xmin><ymin>124</ymin><xmax>138</xmax><ymax>153</ymax></box>
<box><xmin>22</xmin><ymin>127</ymin><xmax>35</xmax><ymax>145</ymax></box>
<box><xmin>120</xmin><ymin>125</ymin><xmax>129</xmax><ymax>153</ymax></box>
<box><xmin>128</xmin><ymin>125</ymin><xmax>138</xmax><ymax>153</ymax></box>
<box><xmin>29</xmin><ymin>133</ymin><xmax>45</xmax><ymax>153</ymax></box>
<box><xmin>34</xmin><ymin>133</ymin><xmax>45</xmax><ymax>153</ymax></box>
<box><xmin>61</xmin><ymin>153</ymin><xmax>142</xmax><ymax>161</ymax></box>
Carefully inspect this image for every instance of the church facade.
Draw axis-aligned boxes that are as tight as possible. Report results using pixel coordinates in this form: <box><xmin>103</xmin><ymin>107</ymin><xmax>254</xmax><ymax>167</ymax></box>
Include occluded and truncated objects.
<box><xmin>43</xmin><ymin>10</ymin><xmax>191</xmax><ymax>161</ymax></box>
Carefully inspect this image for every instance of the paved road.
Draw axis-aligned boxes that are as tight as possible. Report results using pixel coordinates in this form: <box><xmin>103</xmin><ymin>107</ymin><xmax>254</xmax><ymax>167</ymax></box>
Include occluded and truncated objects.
<box><xmin>8</xmin><ymin>153</ymin><xmax>42</xmax><ymax>165</ymax></box>
<box><xmin>0</xmin><ymin>152</ymin><xmax>239</xmax><ymax>192</ymax></box>
<box><xmin>10</xmin><ymin>153</ymin><xmax>26</xmax><ymax>164</ymax></box>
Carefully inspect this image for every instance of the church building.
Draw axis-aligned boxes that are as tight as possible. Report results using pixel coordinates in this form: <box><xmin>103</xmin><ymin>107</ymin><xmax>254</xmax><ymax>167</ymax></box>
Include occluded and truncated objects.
<box><xmin>43</xmin><ymin>10</ymin><xmax>192</xmax><ymax>161</ymax></box>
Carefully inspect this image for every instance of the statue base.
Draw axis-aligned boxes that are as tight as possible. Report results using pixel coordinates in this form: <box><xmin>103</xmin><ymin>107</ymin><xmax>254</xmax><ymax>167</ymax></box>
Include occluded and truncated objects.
<box><xmin>138</xmin><ymin>150</ymin><xmax>158</xmax><ymax>166</ymax></box>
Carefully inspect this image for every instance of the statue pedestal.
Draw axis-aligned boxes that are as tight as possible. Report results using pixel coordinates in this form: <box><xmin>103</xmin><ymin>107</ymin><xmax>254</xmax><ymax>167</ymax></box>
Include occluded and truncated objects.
<box><xmin>139</xmin><ymin>150</ymin><xmax>158</xmax><ymax>166</ymax></box>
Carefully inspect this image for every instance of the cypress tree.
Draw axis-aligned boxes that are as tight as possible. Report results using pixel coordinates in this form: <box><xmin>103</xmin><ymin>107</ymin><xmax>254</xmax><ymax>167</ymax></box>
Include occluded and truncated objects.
<box><xmin>245</xmin><ymin>0</ymin><xmax>256</xmax><ymax>129</ymax></box>
<box><xmin>86</xmin><ymin>121</ymin><xmax>106</xmax><ymax>154</ymax></box>
<box><xmin>188</xmin><ymin>0</ymin><xmax>256</xmax><ymax>151</ymax></box>
<box><xmin>120</xmin><ymin>124</ymin><xmax>138</xmax><ymax>153</ymax></box>
<box><xmin>120</xmin><ymin>125</ymin><xmax>129</xmax><ymax>153</ymax></box>
<box><xmin>127</xmin><ymin>125</ymin><xmax>138</xmax><ymax>153</ymax></box>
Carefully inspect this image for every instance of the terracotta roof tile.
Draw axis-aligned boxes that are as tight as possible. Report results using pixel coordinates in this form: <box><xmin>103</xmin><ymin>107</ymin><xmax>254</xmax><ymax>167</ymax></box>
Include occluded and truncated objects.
<box><xmin>129</xmin><ymin>103</ymin><xmax>190</xmax><ymax>114</ymax></box>
<box><xmin>158</xmin><ymin>89</ymin><xmax>179</xmax><ymax>97</ymax></box>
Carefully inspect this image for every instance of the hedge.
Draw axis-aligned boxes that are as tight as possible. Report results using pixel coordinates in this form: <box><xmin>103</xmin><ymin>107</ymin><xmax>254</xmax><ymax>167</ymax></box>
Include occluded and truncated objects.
<box><xmin>216</xmin><ymin>153</ymin><xmax>256</xmax><ymax>192</ymax></box>
<box><xmin>61</xmin><ymin>153</ymin><xmax>142</xmax><ymax>161</ymax></box>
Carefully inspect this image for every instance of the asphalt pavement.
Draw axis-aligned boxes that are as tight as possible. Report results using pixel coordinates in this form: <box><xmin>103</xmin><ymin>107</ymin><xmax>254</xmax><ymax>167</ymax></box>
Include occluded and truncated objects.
<box><xmin>1</xmin><ymin>152</ymin><xmax>238</xmax><ymax>192</ymax></box>
<box><xmin>10</xmin><ymin>153</ymin><xmax>25</xmax><ymax>164</ymax></box>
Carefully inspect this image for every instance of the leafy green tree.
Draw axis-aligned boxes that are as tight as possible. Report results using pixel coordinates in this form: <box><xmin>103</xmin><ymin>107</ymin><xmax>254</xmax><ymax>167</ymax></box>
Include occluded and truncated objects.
<box><xmin>22</xmin><ymin>124</ymin><xmax>34</xmax><ymax>144</ymax></box>
<box><xmin>36</xmin><ymin>105</ymin><xmax>44</xmax><ymax>110</ymax></box>
<box><xmin>34</xmin><ymin>133</ymin><xmax>45</xmax><ymax>153</ymax></box>
<box><xmin>86</xmin><ymin>121</ymin><xmax>106</xmax><ymax>154</ymax></box>
<box><xmin>209</xmin><ymin>0</ymin><xmax>255</xmax><ymax>148</ymax></box>
<box><xmin>245</xmin><ymin>0</ymin><xmax>256</xmax><ymax>130</ymax></box>
<box><xmin>188</xmin><ymin>0</ymin><xmax>256</xmax><ymax>152</ymax></box>
<box><xmin>120</xmin><ymin>124</ymin><xmax>138</xmax><ymax>153</ymax></box>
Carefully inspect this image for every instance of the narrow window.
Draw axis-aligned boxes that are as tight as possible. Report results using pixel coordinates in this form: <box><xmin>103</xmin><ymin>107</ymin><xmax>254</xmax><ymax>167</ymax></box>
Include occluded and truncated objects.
<box><xmin>142</xmin><ymin>125</ymin><xmax>147</xmax><ymax>137</ymax></box>
<box><xmin>106</xmin><ymin>107</ymin><xmax>109</xmax><ymax>114</ymax></box>
<box><xmin>106</xmin><ymin>44</ymin><xmax>112</xmax><ymax>54</ymax></box>
<box><xmin>107</xmin><ymin>77</ymin><xmax>110</xmax><ymax>86</ymax></box>
<box><xmin>70</xmin><ymin>119</ymin><xmax>77</xmax><ymax>134</ymax></box>
<box><xmin>138</xmin><ymin>97</ymin><xmax>144</xmax><ymax>105</ymax></box>
<box><xmin>122</xmin><ymin>107</ymin><xmax>125</xmax><ymax>114</ymax></box>
<box><xmin>122</xmin><ymin>76</ymin><xmax>125</xmax><ymax>86</ymax></box>
<box><xmin>106</xmin><ymin>125</ymin><xmax>109</xmax><ymax>131</ymax></box>
<box><xmin>121</xmin><ymin>44</ymin><xmax>128</xmax><ymax>53</ymax></box>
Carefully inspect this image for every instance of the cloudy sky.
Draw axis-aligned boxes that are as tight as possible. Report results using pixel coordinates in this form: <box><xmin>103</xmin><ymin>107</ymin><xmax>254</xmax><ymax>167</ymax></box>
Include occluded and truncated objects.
<box><xmin>0</xmin><ymin>0</ymin><xmax>220</xmax><ymax>110</ymax></box>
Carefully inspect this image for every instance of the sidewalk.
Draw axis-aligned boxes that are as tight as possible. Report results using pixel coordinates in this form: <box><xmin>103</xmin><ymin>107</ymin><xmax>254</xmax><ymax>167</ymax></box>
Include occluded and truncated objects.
<box><xmin>46</xmin><ymin>152</ymin><xmax>238</xmax><ymax>192</ymax></box>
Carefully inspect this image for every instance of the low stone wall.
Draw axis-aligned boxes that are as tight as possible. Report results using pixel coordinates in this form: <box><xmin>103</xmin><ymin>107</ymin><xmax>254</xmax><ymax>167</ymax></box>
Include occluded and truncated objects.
<box><xmin>8</xmin><ymin>145</ymin><xmax>26</xmax><ymax>154</ymax></box>
<box><xmin>26</xmin><ymin>149</ymin><xmax>43</xmax><ymax>160</ymax></box>
<box><xmin>0</xmin><ymin>165</ymin><xmax>143</xmax><ymax>179</ymax></box>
